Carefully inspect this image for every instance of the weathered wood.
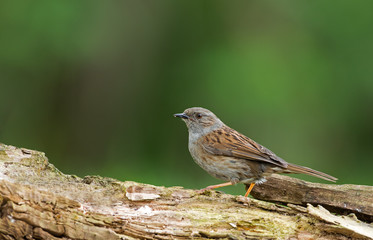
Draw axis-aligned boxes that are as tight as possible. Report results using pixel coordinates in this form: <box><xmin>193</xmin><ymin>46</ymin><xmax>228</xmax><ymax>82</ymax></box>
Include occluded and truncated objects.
<box><xmin>250</xmin><ymin>174</ymin><xmax>373</xmax><ymax>222</ymax></box>
<box><xmin>0</xmin><ymin>143</ymin><xmax>372</xmax><ymax>239</ymax></box>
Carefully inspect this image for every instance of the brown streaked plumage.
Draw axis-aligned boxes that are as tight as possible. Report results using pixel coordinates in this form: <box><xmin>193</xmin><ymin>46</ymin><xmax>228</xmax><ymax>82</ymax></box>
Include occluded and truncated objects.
<box><xmin>174</xmin><ymin>107</ymin><xmax>337</xmax><ymax>197</ymax></box>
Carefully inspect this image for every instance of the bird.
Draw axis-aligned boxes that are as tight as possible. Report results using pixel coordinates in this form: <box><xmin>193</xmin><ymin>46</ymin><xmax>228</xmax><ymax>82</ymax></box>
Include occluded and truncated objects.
<box><xmin>174</xmin><ymin>107</ymin><xmax>337</xmax><ymax>197</ymax></box>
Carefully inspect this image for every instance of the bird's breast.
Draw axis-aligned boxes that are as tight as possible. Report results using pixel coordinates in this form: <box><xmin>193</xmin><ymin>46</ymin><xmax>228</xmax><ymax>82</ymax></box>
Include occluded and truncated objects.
<box><xmin>188</xmin><ymin>137</ymin><xmax>246</xmax><ymax>182</ymax></box>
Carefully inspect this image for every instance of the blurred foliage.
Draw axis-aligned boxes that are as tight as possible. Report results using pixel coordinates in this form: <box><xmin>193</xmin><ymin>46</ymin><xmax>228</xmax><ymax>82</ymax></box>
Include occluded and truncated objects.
<box><xmin>1</xmin><ymin>1</ymin><xmax>372</xmax><ymax>195</ymax></box>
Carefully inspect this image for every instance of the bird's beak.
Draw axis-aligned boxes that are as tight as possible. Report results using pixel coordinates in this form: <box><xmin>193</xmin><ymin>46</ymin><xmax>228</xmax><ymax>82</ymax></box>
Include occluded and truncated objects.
<box><xmin>174</xmin><ymin>113</ymin><xmax>189</xmax><ymax>119</ymax></box>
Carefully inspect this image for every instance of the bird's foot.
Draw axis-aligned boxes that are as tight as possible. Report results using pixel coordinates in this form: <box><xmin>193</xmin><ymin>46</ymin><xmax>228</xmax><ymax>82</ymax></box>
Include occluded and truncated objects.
<box><xmin>196</xmin><ymin>182</ymin><xmax>233</xmax><ymax>194</ymax></box>
<box><xmin>196</xmin><ymin>186</ymin><xmax>215</xmax><ymax>194</ymax></box>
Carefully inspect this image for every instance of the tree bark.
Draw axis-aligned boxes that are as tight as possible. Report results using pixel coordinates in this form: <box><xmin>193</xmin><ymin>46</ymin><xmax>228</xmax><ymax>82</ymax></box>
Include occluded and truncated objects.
<box><xmin>0</xmin><ymin>143</ymin><xmax>372</xmax><ymax>239</ymax></box>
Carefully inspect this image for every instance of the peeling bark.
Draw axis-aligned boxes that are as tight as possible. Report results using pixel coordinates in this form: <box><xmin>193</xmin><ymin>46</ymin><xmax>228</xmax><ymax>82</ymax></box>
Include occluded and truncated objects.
<box><xmin>0</xmin><ymin>143</ymin><xmax>372</xmax><ymax>239</ymax></box>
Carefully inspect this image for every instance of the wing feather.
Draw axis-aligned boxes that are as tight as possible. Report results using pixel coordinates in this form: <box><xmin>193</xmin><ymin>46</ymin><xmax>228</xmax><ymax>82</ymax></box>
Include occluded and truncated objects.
<box><xmin>200</xmin><ymin>126</ymin><xmax>288</xmax><ymax>168</ymax></box>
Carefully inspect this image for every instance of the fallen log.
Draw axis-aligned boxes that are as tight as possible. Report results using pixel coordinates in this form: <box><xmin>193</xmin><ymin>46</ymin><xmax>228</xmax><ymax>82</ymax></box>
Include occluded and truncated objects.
<box><xmin>0</xmin><ymin>143</ymin><xmax>372</xmax><ymax>239</ymax></box>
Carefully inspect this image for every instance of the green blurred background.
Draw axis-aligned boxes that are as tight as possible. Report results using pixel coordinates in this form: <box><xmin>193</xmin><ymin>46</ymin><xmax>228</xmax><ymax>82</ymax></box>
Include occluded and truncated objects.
<box><xmin>1</xmin><ymin>1</ymin><xmax>372</xmax><ymax>195</ymax></box>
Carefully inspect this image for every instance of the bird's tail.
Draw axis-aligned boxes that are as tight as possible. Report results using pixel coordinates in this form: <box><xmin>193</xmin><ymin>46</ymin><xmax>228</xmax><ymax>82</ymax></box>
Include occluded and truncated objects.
<box><xmin>285</xmin><ymin>163</ymin><xmax>337</xmax><ymax>182</ymax></box>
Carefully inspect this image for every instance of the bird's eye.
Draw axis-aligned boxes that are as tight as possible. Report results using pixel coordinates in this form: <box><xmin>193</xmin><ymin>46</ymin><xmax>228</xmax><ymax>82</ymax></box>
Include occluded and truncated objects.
<box><xmin>196</xmin><ymin>113</ymin><xmax>202</xmax><ymax>119</ymax></box>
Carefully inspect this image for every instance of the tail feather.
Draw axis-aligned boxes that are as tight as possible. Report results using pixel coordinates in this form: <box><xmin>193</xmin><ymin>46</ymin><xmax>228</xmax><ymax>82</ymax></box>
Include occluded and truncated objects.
<box><xmin>286</xmin><ymin>163</ymin><xmax>337</xmax><ymax>182</ymax></box>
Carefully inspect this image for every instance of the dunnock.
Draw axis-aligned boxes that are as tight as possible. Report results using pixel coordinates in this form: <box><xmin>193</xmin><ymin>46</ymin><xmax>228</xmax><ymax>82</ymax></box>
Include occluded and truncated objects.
<box><xmin>174</xmin><ymin>107</ymin><xmax>337</xmax><ymax>197</ymax></box>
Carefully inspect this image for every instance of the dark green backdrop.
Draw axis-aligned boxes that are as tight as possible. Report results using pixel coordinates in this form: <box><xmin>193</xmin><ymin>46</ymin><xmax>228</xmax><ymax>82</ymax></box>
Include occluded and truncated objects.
<box><xmin>1</xmin><ymin>1</ymin><xmax>372</xmax><ymax>195</ymax></box>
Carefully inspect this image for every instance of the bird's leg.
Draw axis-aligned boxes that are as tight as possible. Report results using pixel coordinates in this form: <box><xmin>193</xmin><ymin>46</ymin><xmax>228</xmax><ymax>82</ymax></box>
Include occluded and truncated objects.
<box><xmin>197</xmin><ymin>182</ymin><xmax>233</xmax><ymax>193</ymax></box>
<box><xmin>244</xmin><ymin>183</ymin><xmax>256</xmax><ymax>197</ymax></box>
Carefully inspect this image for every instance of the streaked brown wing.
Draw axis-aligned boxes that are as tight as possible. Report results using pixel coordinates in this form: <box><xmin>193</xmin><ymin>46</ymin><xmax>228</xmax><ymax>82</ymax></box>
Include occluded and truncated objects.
<box><xmin>200</xmin><ymin>126</ymin><xmax>288</xmax><ymax>168</ymax></box>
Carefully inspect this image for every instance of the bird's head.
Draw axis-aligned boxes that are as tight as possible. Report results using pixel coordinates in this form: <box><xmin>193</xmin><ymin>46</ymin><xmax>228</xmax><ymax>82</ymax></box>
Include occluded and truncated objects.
<box><xmin>174</xmin><ymin>107</ymin><xmax>224</xmax><ymax>135</ymax></box>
